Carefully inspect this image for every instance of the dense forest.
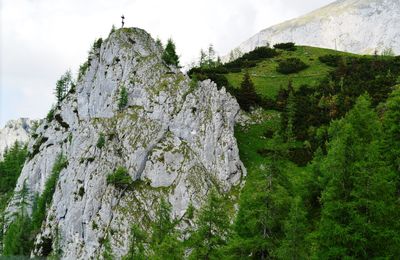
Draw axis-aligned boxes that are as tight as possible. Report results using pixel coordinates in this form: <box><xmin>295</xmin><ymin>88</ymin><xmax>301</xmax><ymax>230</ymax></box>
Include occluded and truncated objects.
<box><xmin>1</xmin><ymin>42</ymin><xmax>400</xmax><ymax>259</ymax></box>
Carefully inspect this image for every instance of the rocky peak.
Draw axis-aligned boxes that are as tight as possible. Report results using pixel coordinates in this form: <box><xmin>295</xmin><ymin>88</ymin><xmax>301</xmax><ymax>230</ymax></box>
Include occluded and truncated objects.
<box><xmin>225</xmin><ymin>0</ymin><xmax>400</xmax><ymax>61</ymax></box>
<box><xmin>5</xmin><ymin>28</ymin><xmax>245</xmax><ymax>259</ymax></box>
<box><xmin>0</xmin><ymin>118</ymin><xmax>35</xmax><ymax>159</ymax></box>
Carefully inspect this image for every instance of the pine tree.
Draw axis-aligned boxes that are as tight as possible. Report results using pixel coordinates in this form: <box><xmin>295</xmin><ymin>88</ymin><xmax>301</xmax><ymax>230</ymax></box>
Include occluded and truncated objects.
<box><xmin>189</xmin><ymin>189</ymin><xmax>230</xmax><ymax>260</ymax></box>
<box><xmin>237</xmin><ymin>71</ymin><xmax>260</xmax><ymax>112</ymax></box>
<box><xmin>162</xmin><ymin>39</ymin><xmax>180</xmax><ymax>67</ymax></box>
<box><xmin>317</xmin><ymin>95</ymin><xmax>400</xmax><ymax>258</ymax></box>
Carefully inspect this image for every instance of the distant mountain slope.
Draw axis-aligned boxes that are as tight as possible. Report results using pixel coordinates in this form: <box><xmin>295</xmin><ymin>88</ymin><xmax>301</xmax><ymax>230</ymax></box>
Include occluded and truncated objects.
<box><xmin>0</xmin><ymin>118</ymin><xmax>34</xmax><ymax>158</ymax></box>
<box><xmin>226</xmin><ymin>0</ymin><xmax>400</xmax><ymax>60</ymax></box>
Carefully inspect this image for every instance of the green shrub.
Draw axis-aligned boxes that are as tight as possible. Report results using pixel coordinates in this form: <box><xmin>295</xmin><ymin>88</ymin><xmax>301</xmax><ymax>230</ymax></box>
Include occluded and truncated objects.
<box><xmin>241</xmin><ymin>46</ymin><xmax>278</xmax><ymax>60</ymax></box>
<box><xmin>277</xmin><ymin>58</ymin><xmax>309</xmax><ymax>74</ymax></box>
<box><xmin>96</xmin><ymin>133</ymin><xmax>106</xmax><ymax>149</ymax></box>
<box><xmin>274</xmin><ymin>42</ymin><xmax>296</xmax><ymax>51</ymax></box>
<box><xmin>78</xmin><ymin>61</ymin><xmax>90</xmax><ymax>81</ymax></box>
<box><xmin>78</xmin><ymin>187</ymin><xmax>85</xmax><ymax>197</ymax></box>
<box><xmin>107</xmin><ymin>167</ymin><xmax>132</xmax><ymax>188</ymax></box>
<box><xmin>46</xmin><ymin>107</ymin><xmax>55</xmax><ymax>122</ymax></box>
<box><xmin>318</xmin><ymin>54</ymin><xmax>343</xmax><ymax>67</ymax></box>
<box><xmin>93</xmin><ymin>38</ymin><xmax>103</xmax><ymax>49</ymax></box>
<box><xmin>118</xmin><ymin>85</ymin><xmax>128</xmax><ymax>111</ymax></box>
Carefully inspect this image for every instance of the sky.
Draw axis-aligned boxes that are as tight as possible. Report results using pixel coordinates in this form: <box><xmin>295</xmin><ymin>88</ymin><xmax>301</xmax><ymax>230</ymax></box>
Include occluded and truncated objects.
<box><xmin>0</xmin><ymin>0</ymin><xmax>335</xmax><ymax>126</ymax></box>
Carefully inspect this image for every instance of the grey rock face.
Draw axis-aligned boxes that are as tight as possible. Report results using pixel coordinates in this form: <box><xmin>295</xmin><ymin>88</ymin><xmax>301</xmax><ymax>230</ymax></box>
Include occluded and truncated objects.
<box><xmin>225</xmin><ymin>0</ymin><xmax>400</xmax><ymax>61</ymax></box>
<box><xmin>0</xmin><ymin>118</ymin><xmax>35</xmax><ymax>159</ymax></box>
<box><xmin>5</xmin><ymin>28</ymin><xmax>245</xmax><ymax>259</ymax></box>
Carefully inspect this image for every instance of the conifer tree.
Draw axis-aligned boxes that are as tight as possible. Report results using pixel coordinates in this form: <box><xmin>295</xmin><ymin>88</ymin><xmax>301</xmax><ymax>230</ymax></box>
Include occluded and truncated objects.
<box><xmin>118</xmin><ymin>85</ymin><xmax>128</xmax><ymax>111</ymax></box>
<box><xmin>151</xmin><ymin>197</ymin><xmax>173</xmax><ymax>245</ymax></box>
<box><xmin>189</xmin><ymin>189</ymin><xmax>230</xmax><ymax>260</ymax></box>
<box><xmin>277</xmin><ymin>196</ymin><xmax>308</xmax><ymax>259</ymax></box>
<box><xmin>162</xmin><ymin>39</ymin><xmax>180</xmax><ymax>67</ymax></box>
<box><xmin>237</xmin><ymin>71</ymin><xmax>260</xmax><ymax>112</ymax></box>
<box><xmin>382</xmin><ymin>87</ymin><xmax>400</xmax><ymax>173</ymax></box>
<box><xmin>227</xmin><ymin>135</ymin><xmax>290</xmax><ymax>259</ymax></box>
<box><xmin>55</xmin><ymin>70</ymin><xmax>73</xmax><ymax>104</ymax></box>
<box><xmin>150</xmin><ymin>197</ymin><xmax>183</xmax><ymax>259</ymax></box>
<box><xmin>317</xmin><ymin>95</ymin><xmax>400</xmax><ymax>258</ymax></box>
<box><xmin>285</xmin><ymin>81</ymin><xmax>296</xmax><ymax>143</ymax></box>
<box><xmin>3</xmin><ymin>181</ymin><xmax>33</xmax><ymax>256</ymax></box>
<box><xmin>207</xmin><ymin>44</ymin><xmax>216</xmax><ymax>67</ymax></box>
<box><xmin>123</xmin><ymin>224</ymin><xmax>148</xmax><ymax>260</ymax></box>
<box><xmin>199</xmin><ymin>49</ymin><xmax>207</xmax><ymax>67</ymax></box>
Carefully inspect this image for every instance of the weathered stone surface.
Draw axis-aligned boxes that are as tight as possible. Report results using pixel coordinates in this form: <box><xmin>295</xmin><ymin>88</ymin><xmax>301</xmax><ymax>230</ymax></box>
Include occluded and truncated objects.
<box><xmin>5</xmin><ymin>27</ymin><xmax>245</xmax><ymax>259</ymax></box>
<box><xmin>225</xmin><ymin>0</ymin><xmax>400</xmax><ymax>61</ymax></box>
<box><xmin>0</xmin><ymin>118</ymin><xmax>35</xmax><ymax>158</ymax></box>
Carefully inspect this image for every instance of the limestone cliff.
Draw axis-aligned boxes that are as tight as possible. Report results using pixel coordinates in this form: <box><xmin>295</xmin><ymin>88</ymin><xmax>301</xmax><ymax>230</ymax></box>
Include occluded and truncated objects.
<box><xmin>4</xmin><ymin>28</ymin><xmax>245</xmax><ymax>259</ymax></box>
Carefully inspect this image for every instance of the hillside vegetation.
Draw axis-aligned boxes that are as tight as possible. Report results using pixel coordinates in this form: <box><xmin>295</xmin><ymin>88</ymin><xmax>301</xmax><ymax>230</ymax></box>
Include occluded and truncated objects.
<box><xmin>2</xmin><ymin>34</ymin><xmax>400</xmax><ymax>258</ymax></box>
<box><xmin>189</xmin><ymin>43</ymin><xmax>400</xmax><ymax>258</ymax></box>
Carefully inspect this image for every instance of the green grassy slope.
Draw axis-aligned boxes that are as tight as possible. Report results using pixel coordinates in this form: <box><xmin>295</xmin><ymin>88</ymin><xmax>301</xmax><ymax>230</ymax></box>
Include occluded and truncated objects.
<box><xmin>225</xmin><ymin>46</ymin><xmax>357</xmax><ymax>98</ymax></box>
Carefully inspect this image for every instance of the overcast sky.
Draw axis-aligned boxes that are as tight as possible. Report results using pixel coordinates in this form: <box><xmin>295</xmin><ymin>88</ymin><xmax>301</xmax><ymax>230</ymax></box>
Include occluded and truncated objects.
<box><xmin>0</xmin><ymin>0</ymin><xmax>335</xmax><ymax>126</ymax></box>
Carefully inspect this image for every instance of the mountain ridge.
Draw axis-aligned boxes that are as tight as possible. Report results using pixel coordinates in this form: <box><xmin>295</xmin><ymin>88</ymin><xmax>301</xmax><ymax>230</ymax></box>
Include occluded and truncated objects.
<box><xmin>226</xmin><ymin>0</ymin><xmax>400</xmax><ymax>61</ymax></box>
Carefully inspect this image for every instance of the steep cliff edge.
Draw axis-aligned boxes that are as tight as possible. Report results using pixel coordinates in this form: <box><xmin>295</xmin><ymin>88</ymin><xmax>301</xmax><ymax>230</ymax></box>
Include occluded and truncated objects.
<box><xmin>4</xmin><ymin>28</ymin><xmax>245</xmax><ymax>259</ymax></box>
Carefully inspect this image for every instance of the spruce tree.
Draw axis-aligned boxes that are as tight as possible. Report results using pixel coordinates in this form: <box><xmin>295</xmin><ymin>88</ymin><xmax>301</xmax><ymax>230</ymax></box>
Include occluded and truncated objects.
<box><xmin>162</xmin><ymin>39</ymin><xmax>180</xmax><ymax>67</ymax></box>
<box><xmin>237</xmin><ymin>71</ymin><xmax>260</xmax><ymax>112</ymax></box>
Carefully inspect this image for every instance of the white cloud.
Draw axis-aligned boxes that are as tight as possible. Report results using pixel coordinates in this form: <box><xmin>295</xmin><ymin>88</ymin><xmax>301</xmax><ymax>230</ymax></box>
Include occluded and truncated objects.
<box><xmin>0</xmin><ymin>0</ymin><xmax>335</xmax><ymax>126</ymax></box>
